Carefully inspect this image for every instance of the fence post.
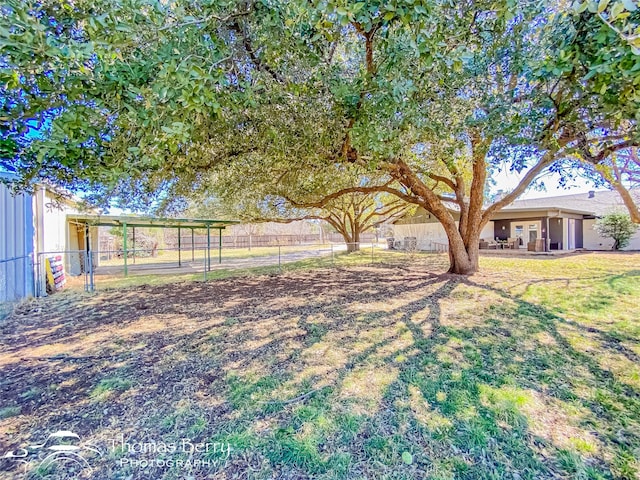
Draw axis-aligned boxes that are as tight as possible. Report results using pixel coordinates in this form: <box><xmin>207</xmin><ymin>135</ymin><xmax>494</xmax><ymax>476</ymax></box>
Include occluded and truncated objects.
<box><xmin>29</xmin><ymin>253</ymin><xmax>34</xmax><ymax>298</ymax></box>
<box><xmin>204</xmin><ymin>248</ymin><xmax>207</xmax><ymax>282</ymax></box>
<box><xmin>206</xmin><ymin>225</ymin><xmax>211</xmax><ymax>272</ymax></box>
<box><xmin>123</xmin><ymin>222</ymin><xmax>128</xmax><ymax>277</ymax></box>
<box><xmin>278</xmin><ymin>245</ymin><xmax>281</xmax><ymax>273</ymax></box>
<box><xmin>35</xmin><ymin>254</ymin><xmax>40</xmax><ymax>297</ymax></box>
<box><xmin>178</xmin><ymin>226</ymin><xmax>182</xmax><ymax>267</ymax></box>
<box><xmin>371</xmin><ymin>243</ymin><xmax>374</xmax><ymax>265</ymax></box>
<box><xmin>331</xmin><ymin>244</ymin><xmax>334</xmax><ymax>265</ymax></box>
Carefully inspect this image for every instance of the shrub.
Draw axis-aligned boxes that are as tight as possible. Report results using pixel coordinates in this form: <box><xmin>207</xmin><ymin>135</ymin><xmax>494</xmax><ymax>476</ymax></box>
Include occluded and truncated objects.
<box><xmin>595</xmin><ymin>213</ymin><xmax>638</xmax><ymax>250</ymax></box>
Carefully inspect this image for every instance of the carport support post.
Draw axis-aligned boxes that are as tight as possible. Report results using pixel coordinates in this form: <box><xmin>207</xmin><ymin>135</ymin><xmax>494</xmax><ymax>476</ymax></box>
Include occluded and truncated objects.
<box><xmin>132</xmin><ymin>227</ymin><xmax>136</xmax><ymax>264</ymax></box>
<box><xmin>207</xmin><ymin>225</ymin><xmax>211</xmax><ymax>272</ymax></box>
<box><xmin>191</xmin><ymin>228</ymin><xmax>195</xmax><ymax>262</ymax></box>
<box><xmin>123</xmin><ymin>222</ymin><xmax>128</xmax><ymax>277</ymax></box>
<box><xmin>178</xmin><ymin>227</ymin><xmax>182</xmax><ymax>267</ymax></box>
<box><xmin>218</xmin><ymin>228</ymin><xmax>222</xmax><ymax>264</ymax></box>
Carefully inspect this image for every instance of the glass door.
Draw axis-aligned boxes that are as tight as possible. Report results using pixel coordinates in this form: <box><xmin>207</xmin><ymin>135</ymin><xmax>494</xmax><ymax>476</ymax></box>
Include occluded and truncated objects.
<box><xmin>513</xmin><ymin>225</ymin><xmax>524</xmax><ymax>247</ymax></box>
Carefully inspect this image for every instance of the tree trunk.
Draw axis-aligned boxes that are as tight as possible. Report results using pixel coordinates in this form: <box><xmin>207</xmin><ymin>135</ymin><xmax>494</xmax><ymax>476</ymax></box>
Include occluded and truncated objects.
<box><xmin>446</xmin><ymin>242</ymin><xmax>480</xmax><ymax>274</ymax></box>
<box><xmin>343</xmin><ymin>228</ymin><xmax>360</xmax><ymax>252</ymax></box>
<box><xmin>352</xmin><ymin>228</ymin><xmax>361</xmax><ymax>252</ymax></box>
<box><xmin>442</xmin><ymin>222</ymin><xmax>480</xmax><ymax>274</ymax></box>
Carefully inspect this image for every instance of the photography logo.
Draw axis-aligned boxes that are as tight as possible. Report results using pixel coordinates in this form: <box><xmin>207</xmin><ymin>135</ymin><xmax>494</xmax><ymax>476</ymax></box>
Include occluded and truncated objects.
<box><xmin>2</xmin><ymin>430</ymin><xmax>102</xmax><ymax>478</ymax></box>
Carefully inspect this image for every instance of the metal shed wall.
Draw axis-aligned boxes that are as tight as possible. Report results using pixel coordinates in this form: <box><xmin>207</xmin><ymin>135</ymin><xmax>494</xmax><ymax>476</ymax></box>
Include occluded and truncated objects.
<box><xmin>0</xmin><ymin>173</ymin><xmax>35</xmax><ymax>302</ymax></box>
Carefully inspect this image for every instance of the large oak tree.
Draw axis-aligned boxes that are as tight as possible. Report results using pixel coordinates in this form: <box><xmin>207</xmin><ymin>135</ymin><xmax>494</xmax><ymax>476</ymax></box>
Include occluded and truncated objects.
<box><xmin>3</xmin><ymin>0</ymin><xmax>640</xmax><ymax>274</ymax></box>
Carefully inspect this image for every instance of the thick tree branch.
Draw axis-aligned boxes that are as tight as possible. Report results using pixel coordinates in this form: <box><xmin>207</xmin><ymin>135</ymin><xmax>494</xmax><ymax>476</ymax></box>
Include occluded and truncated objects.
<box><xmin>361</xmin><ymin>201</ymin><xmax>408</xmax><ymax>225</ymax></box>
<box><xmin>231</xmin><ymin>20</ymin><xmax>285</xmax><ymax>83</ymax></box>
<box><xmin>427</xmin><ymin>173</ymin><xmax>456</xmax><ymax>191</ymax></box>
<box><xmin>579</xmin><ymin>138</ymin><xmax>639</xmax><ymax>165</ymax></box>
<box><xmin>157</xmin><ymin>8</ymin><xmax>252</xmax><ymax>31</ymax></box>
<box><xmin>248</xmin><ymin>215</ymin><xmax>327</xmax><ymax>224</ymax></box>
<box><xmin>338</xmin><ymin>22</ymin><xmax>381</xmax><ymax>161</ymax></box>
<box><xmin>482</xmin><ymin>151</ymin><xmax>557</xmax><ymax>223</ymax></box>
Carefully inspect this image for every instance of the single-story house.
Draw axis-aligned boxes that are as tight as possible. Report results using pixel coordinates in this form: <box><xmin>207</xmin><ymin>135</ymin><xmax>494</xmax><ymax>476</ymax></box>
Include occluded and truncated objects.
<box><xmin>392</xmin><ymin>190</ymin><xmax>640</xmax><ymax>252</ymax></box>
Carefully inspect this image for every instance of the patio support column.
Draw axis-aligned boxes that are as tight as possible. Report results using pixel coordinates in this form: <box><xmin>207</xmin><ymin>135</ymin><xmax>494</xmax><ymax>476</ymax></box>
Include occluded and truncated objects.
<box><xmin>545</xmin><ymin>217</ymin><xmax>550</xmax><ymax>252</ymax></box>
<box><xmin>207</xmin><ymin>225</ymin><xmax>211</xmax><ymax>271</ymax></box>
<box><xmin>178</xmin><ymin>227</ymin><xmax>182</xmax><ymax>267</ymax></box>
<box><xmin>123</xmin><ymin>222</ymin><xmax>128</xmax><ymax>277</ymax></box>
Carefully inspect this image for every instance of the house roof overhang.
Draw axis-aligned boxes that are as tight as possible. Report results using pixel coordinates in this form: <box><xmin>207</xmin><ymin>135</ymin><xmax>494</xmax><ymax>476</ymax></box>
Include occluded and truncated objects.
<box><xmin>496</xmin><ymin>206</ymin><xmax>595</xmax><ymax>216</ymax></box>
<box><xmin>392</xmin><ymin>204</ymin><xmax>595</xmax><ymax>225</ymax></box>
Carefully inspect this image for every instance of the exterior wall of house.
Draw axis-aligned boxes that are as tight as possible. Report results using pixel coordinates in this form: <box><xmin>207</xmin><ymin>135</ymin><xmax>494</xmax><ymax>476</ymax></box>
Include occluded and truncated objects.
<box><xmin>480</xmin><ymin>222</ymin><xmax>495</xmax><ymax>243</ymax></box>
<box><xmin>493</xmin><ymin>220</ymin><xmax>511</xmax><ymax>240</ymax></box>
<box><xmin>391</xmin><ymin>221</ymin><xmax>494</xmax><ymax>250</ymax></box>
<box><xmin>583</xmin><ymin>219</ymin><xmax>640</xmax><ymax>250</ymax></box>
<box><xmin>392</xmin><ymin>222</ymin><xmax>449</xmax><ymax>250</ymax></box>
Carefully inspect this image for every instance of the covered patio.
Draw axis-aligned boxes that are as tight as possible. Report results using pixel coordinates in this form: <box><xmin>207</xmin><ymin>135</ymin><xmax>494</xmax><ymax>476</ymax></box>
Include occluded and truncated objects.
<box><xmin>490</xmin><ymin>206</ymin><xmax>591</xmax><ymax>252</ymax></box>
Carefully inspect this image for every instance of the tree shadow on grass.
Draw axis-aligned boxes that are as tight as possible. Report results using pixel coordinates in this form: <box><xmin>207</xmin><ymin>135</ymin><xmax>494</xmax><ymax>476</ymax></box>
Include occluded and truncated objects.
<box><xmin>1</xmin><ymin>266</ymin><xmax>639</xmax><ymax>479</ymax></box>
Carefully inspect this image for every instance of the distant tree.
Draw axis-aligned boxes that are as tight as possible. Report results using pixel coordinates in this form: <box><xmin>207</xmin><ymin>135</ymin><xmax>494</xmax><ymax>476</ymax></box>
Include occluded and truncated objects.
<box><xmin>199</xmin><ymin>189</ymin><xmax>408</xmax><ymax>253</ymax></box>
<box><xmin>238</xmin><ymin>223</ymin><xmax>262</xmax><ymax>251</ymax></box>
<box><xmin>179</xmin><ymin>158</ymin><xmax>411</xmax><ymax>253</ymax></box>
<box><xmin>595</xmin><ymin>213</ymin><xmax>638</xmax><ymax>250</ymax></box>
<box><xmin>280</xmin><ymin>192</ymin><xmax>409</xmax><ymax>252</ymax></box>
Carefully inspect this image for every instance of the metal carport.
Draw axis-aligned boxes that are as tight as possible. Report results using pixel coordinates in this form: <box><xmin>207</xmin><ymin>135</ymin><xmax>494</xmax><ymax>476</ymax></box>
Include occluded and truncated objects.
<box><xmin>66</xmin><ymin>214</ymin><xmax>239</xmax><ymax>282</ymax></box>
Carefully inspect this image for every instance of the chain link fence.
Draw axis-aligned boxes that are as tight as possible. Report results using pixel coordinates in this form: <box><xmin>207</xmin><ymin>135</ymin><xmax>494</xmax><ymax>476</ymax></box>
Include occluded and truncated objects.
<box><xmin>0</xmin><ymin>241</ymin><xmax>450</xmax><ymax>302</ymax></box>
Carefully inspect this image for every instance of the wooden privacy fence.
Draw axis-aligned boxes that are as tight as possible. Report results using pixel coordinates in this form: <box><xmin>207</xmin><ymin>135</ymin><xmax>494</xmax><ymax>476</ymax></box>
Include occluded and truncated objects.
<box><xmin>163</xmin><ymin>233</ymin><xmax>377</xmax><ymax>249</ymax></box>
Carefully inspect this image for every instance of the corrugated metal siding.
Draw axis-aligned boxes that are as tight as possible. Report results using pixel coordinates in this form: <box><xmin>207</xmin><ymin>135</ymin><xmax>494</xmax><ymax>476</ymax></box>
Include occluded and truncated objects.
<box><xmin>0</xmin><ymin>174</ymin><xmax>35</xmax><ymax>302</ymax></box>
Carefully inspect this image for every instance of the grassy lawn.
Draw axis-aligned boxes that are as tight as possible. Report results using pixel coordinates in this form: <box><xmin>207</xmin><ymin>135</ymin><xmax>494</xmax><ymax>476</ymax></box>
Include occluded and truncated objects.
<box><xmin>0</xmin><ymin>252</ymin><xmax>639</xmax><ymax>479</ymax></box>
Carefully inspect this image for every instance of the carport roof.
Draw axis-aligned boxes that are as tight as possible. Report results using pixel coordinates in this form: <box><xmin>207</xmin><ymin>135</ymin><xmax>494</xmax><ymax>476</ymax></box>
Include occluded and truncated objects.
<box><xmin>67</xmin><ymin>214</ymin><xmax>239</xmax><ymax>229</ymax></box>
